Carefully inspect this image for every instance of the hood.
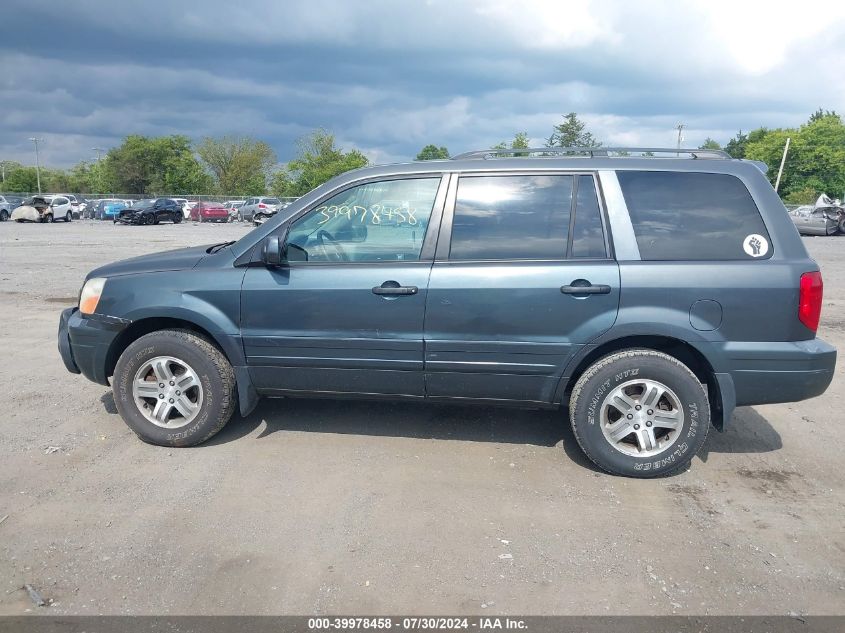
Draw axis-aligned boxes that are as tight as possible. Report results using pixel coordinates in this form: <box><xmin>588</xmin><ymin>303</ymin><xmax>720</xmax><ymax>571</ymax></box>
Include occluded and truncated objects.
<box><xmin>88</xmin><ymin>245</ymin><xmax>210</xmax><ymax>278</ymax></box>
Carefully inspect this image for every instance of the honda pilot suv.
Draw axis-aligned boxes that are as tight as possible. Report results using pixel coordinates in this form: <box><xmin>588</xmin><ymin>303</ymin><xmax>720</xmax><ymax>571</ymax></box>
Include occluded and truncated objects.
<box><xmin>57</xmin><ymin>148</ymin><xmax>836</xmax><ymax>477</ymax></box>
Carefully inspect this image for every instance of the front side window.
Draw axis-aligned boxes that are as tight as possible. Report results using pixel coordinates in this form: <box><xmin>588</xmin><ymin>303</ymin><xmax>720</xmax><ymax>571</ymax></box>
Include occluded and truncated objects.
<box><xmin>286</xmin><ymin>177</ymin><xmax>441</xmax><ymax>262</ymax></box>
<box><xmin>618</xmin><ymin>171</ymin><xmax>771</xmax><ymax>260</ymax></box>
<box><xmin>450</xmin><ymin>175</ymin><xmax>574</xmax><ymax>260</ymax></box>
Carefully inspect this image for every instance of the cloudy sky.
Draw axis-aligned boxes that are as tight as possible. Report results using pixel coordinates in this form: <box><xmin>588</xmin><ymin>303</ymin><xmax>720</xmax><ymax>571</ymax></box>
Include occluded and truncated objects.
<box><xmin>2</xmin><ymin>0</ymin><xmax>845</xmax><ymax>169</ymax></box>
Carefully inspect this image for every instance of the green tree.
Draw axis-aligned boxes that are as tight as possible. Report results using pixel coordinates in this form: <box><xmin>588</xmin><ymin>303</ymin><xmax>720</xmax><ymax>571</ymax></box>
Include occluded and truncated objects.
<box><xmin>1</xmin><ymin>166</ymin><xmax>41</xmax><ymax>192</ymax></box>
<box><xmin>745</xmin><ymin>111</ymin><xmax>845</xmax><ymax>199</ymax></box>
<box><xmin>547</xmin><ymin>113</ymin><xmax>601</xmax><ymax>148</ymax></box>
<box><xmin>270</xmin><ymin>129</ymin><xmax>369</xmax><ymax>197</ymax></box>
<box><xmin>725</xmin><ymin>131</ymin><xmax>749</xmax><ymax>158</ymax></box>
<box><xmin>699</xmin><ymin>137</ymin><xmax>722</xmax><ymax>150</ymax></box>
<box><xmin>492</xmin><ymin>132</ymin><xmax>531</xmax><ymax>156</ymax></box>
<box><xmin>100</xmin><ymin>135</ymin><xmax>212</xmax><ymax>195</ymax></box>
<box><xmin>197</xmin><ymin>136</ymin><xmax>276</xmax><ymax>196</ymax></box>
<box><xmin>415</xmin><ymin>144</ymin><xmax>450</xmax><ymax>160</ymax></box>
<box><xmin>1</xmin><ymin>160</ymin><xmax>23</xmax><ymax>185</ymax></box>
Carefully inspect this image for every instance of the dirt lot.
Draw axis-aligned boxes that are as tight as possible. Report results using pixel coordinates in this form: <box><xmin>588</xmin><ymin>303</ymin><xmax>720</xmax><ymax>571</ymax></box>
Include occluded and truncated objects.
<box><xmin>0</xmin><ymin>219</ymin><xmax>843</xmax><ymax>616</ymax></box>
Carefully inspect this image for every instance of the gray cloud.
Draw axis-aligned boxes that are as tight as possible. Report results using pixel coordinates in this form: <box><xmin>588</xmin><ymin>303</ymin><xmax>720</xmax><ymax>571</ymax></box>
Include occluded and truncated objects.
<box><xmin>1</xmin><ymin>0</ymin><xmax>844</xmax><ymax>168</ymax></box>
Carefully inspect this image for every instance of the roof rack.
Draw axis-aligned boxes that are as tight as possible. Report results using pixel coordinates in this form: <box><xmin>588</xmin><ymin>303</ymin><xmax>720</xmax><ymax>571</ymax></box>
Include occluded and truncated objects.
<box><xmin>451</xmin><ymin>147</ymin><xmax>732</xmax><ymax>160</ymax></box>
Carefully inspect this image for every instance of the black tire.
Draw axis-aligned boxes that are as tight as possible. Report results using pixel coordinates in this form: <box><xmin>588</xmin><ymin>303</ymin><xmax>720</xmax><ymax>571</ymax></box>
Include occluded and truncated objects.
<box><xmin>0</xmin><ymin>210</ymin><xmax>8</xmax><ymax>222</ymax></box>
<box><xmin>65</xmin><ymin>211</ymin><xmax>72</xmax><ymax>222</ymax></box>
<box><xmin>113</xmin><ymin>329</ymin><xmax>236</xmax><ymax>447</ymax></box>
<box><xmin>569</xmin><ymin>349</ymin><xmax>710</xmax><ymax>478</ymax></box>
<box><xmin>44</xmin><ymin>213</ymin><xmax>54</xmax><ymax>223</ymax></box>
<box><xmin>173</xmin><ymin>214</ymin><xmax>182</xmax><ymax>224</ymax></box>
<box><xmin>838</xmin><ymin>217</ymin><xmax>845</xmax><ymax>234</ymax></box>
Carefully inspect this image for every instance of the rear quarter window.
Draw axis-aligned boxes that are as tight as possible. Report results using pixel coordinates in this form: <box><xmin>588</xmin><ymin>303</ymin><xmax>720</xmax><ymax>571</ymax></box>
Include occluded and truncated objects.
<box><xmin>617</xmin><ymin>171</ymin><xmax>772</xmax><ymax>261</ymax></box>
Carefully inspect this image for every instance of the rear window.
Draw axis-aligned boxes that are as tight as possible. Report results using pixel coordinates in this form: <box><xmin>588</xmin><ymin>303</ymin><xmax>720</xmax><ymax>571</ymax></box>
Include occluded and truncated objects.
<box><xmin>618</xmin><ymin>171</ymin><xmax>772</xmax><ymax>261</ymax></box>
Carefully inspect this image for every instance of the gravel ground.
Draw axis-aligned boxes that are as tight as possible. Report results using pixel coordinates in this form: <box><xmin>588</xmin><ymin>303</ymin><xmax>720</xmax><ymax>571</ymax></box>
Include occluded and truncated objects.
<box><xmin>0</xmin><ymin>219</ymin><xmax>843</xmax><ymax>616</ymax></box>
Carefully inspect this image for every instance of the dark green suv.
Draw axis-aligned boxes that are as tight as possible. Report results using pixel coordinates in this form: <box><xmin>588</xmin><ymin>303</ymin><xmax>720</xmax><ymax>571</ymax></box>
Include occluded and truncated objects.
<box><xmin>58</xmin><ymin>147</ymin><xmax>836</xmax><ymax>477</ymax></box>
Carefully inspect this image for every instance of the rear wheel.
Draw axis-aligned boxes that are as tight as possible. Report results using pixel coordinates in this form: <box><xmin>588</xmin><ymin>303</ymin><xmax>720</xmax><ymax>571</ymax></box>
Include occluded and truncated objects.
<box><xmin>113</xmin><ymin>330</ymin><xmax>236</xmax><ymax>447</ymax></box>
<box><xmin>838</xmin><ymin>217</ymin><xmax>845</xmax><ymax>234</ymax></box>
<box><xmin>0</xmin><ymin>210</ymin><xmax>8</xmax><ymax>222</ymax></box>
<box><xmin>569</xmin><ymin>349</ymin><xmax>710</xmax><ymax>478</ymax></box>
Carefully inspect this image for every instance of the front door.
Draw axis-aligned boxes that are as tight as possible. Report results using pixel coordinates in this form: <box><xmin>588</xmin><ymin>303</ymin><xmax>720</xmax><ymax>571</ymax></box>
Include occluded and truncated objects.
<box><xmin>424</xmin><ymin>173</ymin><xmax>620</xmax><ymax>404</ymax></box>
<box><xmin>241</xmin><ymin>176</ymin><xmax>446</xmax><ymax>398</ymax></box>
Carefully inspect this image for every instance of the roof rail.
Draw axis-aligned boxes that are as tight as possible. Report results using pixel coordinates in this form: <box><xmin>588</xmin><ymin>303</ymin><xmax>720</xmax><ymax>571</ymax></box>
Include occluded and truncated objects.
<box><xmin>451</xmin><ymin>147</ymin><xmax>732</xmax><ymax>160</ymax></box>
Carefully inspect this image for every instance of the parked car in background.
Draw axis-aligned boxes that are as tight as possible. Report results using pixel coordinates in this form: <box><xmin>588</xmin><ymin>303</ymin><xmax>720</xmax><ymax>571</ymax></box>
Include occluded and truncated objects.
<box><xmin>0</xmin><ymin>195</ymin><xmax>24</xmax><ymax>221</ymax></box>
<box><xmin>116</xmin><ymin>198</ymin><xmax>183</xmax><ymax>225</ymax></box>
<box><xmin>191</xmin><ymin>200</ymin><xmax>230</xmax><ymax>223</ymax></box>
<box><xmin>182</xmin><ymin>200</ymin><xmax>198</xmax><ymax>219</ymax></box>
<box><xmin>239</xmin><ymin>196</ymin><xmax>280</xmax><ymax>222</ymax></box>
<box><xmin>59</xmin><ymin>194</ymin><xmax>83</xmax><ymax>219</ymax></box>
<box><xmin>788</xmin><ymin>194</ymin><xmax>845</xmax><ymax>236</ymax></box>
<box><xmin>94</xmin><ymin>199</ymin><xmax>127</xmax><ymax>221</ymax></box>
<box><xmin>11</xmin><ymin>195</ymin><xmax>54</xmax><ymax>222</ymax></box>
<box><xmin>43</xmin><ymin>195</ymin><xmax>74</xmax><ymax>222</ymax></box>
<box><xmin>789</xmin><ymin>205</ymin><xmax>838</xmax><ymax>236</ymax></box>
<box><xmin>224</xmin><ymin>200</ymin><xmax>245</xmax><ymax>221</ymax></box>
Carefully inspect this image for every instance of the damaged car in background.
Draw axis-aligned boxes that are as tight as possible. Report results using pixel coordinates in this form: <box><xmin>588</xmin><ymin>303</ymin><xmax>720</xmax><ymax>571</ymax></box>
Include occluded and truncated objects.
<box><xmin>11</xmin><ymin>195</ymin><xmax>70</xmax><ymax>223</ymax></box>
<box><xmin>253</xmin><ymin>198</ymin><xmax>297</xmax><ymax>226</ymax></box>
<box><xmin>115</xmin><ymin>198</ymin><xmax>184</xmax><ymax>225</ymax></box>
<box><xmin>789</xmin><ymin>194</ymin><xmax>845</xmax><ymax>235</ymax></box>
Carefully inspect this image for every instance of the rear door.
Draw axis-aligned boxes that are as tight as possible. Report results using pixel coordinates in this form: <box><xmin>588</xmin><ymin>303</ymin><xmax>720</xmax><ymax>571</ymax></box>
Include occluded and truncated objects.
<box><xmin>424</xmin><ymin>172</ymin><xmax>620</xmax><ymax>404</ymax></box>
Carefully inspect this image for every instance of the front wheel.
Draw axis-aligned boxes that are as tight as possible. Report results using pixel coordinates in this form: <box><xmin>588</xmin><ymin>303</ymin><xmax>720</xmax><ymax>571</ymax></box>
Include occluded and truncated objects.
<box><xmin>113</xmin><ymin>330</ymin><xmax>236</xmax><ymax>447</ymax></box>
<box><xmin>44</xmin><ymin>213</ymin><xmax>54</xmax><ymax>223</ymax></box>
<box><xmin>569</xmin><ymin>349</ymin><xmax>710</xmax><ymax>478</ymax></box>
<box><xmin>65</xmin><ymin>211</ymin><xmax>72</xmax><ymax>222</ymax></box>
<box><xmin>838</xmin><ymin>217</ymin><xmax>845</xmax><ymax>234</ymax></box>
<box><xmin>0</xmin><ymin>210</ymin><xmax>8</xmax><ymax>222</ymax></box>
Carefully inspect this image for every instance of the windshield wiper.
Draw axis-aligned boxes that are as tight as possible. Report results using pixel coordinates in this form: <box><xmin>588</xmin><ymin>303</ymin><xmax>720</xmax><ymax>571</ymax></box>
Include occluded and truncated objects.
<box><xmin>206</xmin><ymin>241</ymin><xmax>236</xmax><ymax>254</ymax></box>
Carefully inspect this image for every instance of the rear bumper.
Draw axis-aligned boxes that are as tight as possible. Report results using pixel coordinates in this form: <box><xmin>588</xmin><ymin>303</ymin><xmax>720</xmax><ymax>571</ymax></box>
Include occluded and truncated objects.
<box><xmin>703</xmin><ymin>338</ymin><xmax>836</xmax><ymax>407</ymax></box>
<box><xmin>58</xmin><ymin>307</ymin><xmax>130</xmax><ymax>386</ymax></box>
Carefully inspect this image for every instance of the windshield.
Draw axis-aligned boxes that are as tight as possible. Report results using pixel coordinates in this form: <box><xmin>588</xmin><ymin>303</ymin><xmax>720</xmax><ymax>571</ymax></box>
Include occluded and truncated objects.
<box><xmin>134</xmin><ymin>200</ymin><xmax>155</xmax><ymax>210</ymax></box>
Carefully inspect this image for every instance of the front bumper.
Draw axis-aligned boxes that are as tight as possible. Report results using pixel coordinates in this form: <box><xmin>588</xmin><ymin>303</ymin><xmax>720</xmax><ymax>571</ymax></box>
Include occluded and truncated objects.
<box><xmin>58</xmin><ymin>307</ymin><xmax>130</xmax><ymax>386</ymax></box>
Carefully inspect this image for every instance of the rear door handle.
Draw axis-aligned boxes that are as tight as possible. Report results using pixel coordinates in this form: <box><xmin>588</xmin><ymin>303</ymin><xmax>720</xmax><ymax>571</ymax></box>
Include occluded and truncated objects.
<box><xmin>373</xmin><ymin>281</ymin><xmax>418</xmax><ymax>296</ymax></box>
<box><xmin>561</xmin><ymin>282</ymin><xmax>611</xmax><ymax>295</ymax></box>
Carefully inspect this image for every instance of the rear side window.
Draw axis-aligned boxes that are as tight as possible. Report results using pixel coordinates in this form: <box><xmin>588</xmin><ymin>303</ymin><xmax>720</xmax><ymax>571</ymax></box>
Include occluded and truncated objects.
<box><xmin>450</xmin><ymin>175</ymin><xmax>574</xmax><ymax>260</ymax></box>
<box><xmin>571</xmin><ymin>175</ymin><xmax>606</xmax><ymax>258</ymax></box>
<box><xmin>618</xmin><ymin>171</ymin><xmax>771</xmax><ymax>260</ymax></box>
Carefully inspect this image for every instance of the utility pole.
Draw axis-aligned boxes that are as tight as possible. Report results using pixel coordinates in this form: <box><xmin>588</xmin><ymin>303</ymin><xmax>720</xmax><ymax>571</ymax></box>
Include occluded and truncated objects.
<box><xmin>774</xmin><ymin>137</ymin><xmax>791</xmax><ymax>193</ymax></box>
<box><xmin>92</xmin><ymin>147</ymin><xmax>105</xmax><ymax>162</ymax></box>
<box><xmin>29</xmin><ymin>137</ymin><xmax>44</xmax><ymax>194</ymax></box>
<box><xmin>675</xmin><ymin>123</ymin><xmax>685</xmax><ymax>155</ymax></box>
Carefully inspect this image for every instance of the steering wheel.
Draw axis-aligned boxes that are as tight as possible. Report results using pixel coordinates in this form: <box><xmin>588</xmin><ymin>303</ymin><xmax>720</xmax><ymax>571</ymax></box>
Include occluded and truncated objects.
<box><xmin>316</xmin><ymin>229</ymin><xmax>348</xmax><ymax>262</ymax></box>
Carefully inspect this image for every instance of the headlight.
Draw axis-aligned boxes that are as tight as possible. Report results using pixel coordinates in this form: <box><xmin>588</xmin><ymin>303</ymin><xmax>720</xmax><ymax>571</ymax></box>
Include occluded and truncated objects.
<box><xmin>79</xmin><ymin>277</ymin><xmax>107</xmax><ymax>315</ymax></box>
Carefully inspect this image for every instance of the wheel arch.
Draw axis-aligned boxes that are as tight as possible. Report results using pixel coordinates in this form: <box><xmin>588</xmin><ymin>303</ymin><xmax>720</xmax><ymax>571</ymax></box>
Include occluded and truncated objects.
<box><xmin>105</xmin><ymin>317</ymin><xmax>234</xmax><ymax>378</ymax></box>
<box><xmin>556</xmin><ymin>334</ymin><xmax>729</xmax><ymax>430</ymax></box>
<box><xmin>104</xmin><ymin>315</ymin><xmax>258</xmax><ymax>418</ymax></box>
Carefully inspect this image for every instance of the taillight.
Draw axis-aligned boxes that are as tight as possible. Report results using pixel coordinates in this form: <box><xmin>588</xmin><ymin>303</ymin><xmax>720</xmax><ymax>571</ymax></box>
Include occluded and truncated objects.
<box><xmin>799</xmin><ymin>271</ymin><xmax>823</xmax><ymax>332</ymax></box>
<box><xmin>258</xmin><ymin>203</ymin><xmax>266</xmax><ymax>208</ymax></box>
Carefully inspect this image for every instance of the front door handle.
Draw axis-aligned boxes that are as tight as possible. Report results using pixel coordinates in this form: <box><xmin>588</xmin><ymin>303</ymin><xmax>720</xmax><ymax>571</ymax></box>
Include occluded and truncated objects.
<box><xmin>373</xmin><ymin>281</ymin><xmax>418</xmax><ymax>296</ymax></box>
<box><xmin>561</xmin><ymin>281</ymin><xmax>611</xmax><ymax>295</ymax></box>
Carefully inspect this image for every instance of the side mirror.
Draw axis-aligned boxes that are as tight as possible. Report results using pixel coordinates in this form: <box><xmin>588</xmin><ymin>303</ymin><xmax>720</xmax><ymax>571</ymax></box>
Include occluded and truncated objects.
<box><xmin>261</xmin><ymin>236</ymin><xmax>283</xmax><ymax>266</ymax></box>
